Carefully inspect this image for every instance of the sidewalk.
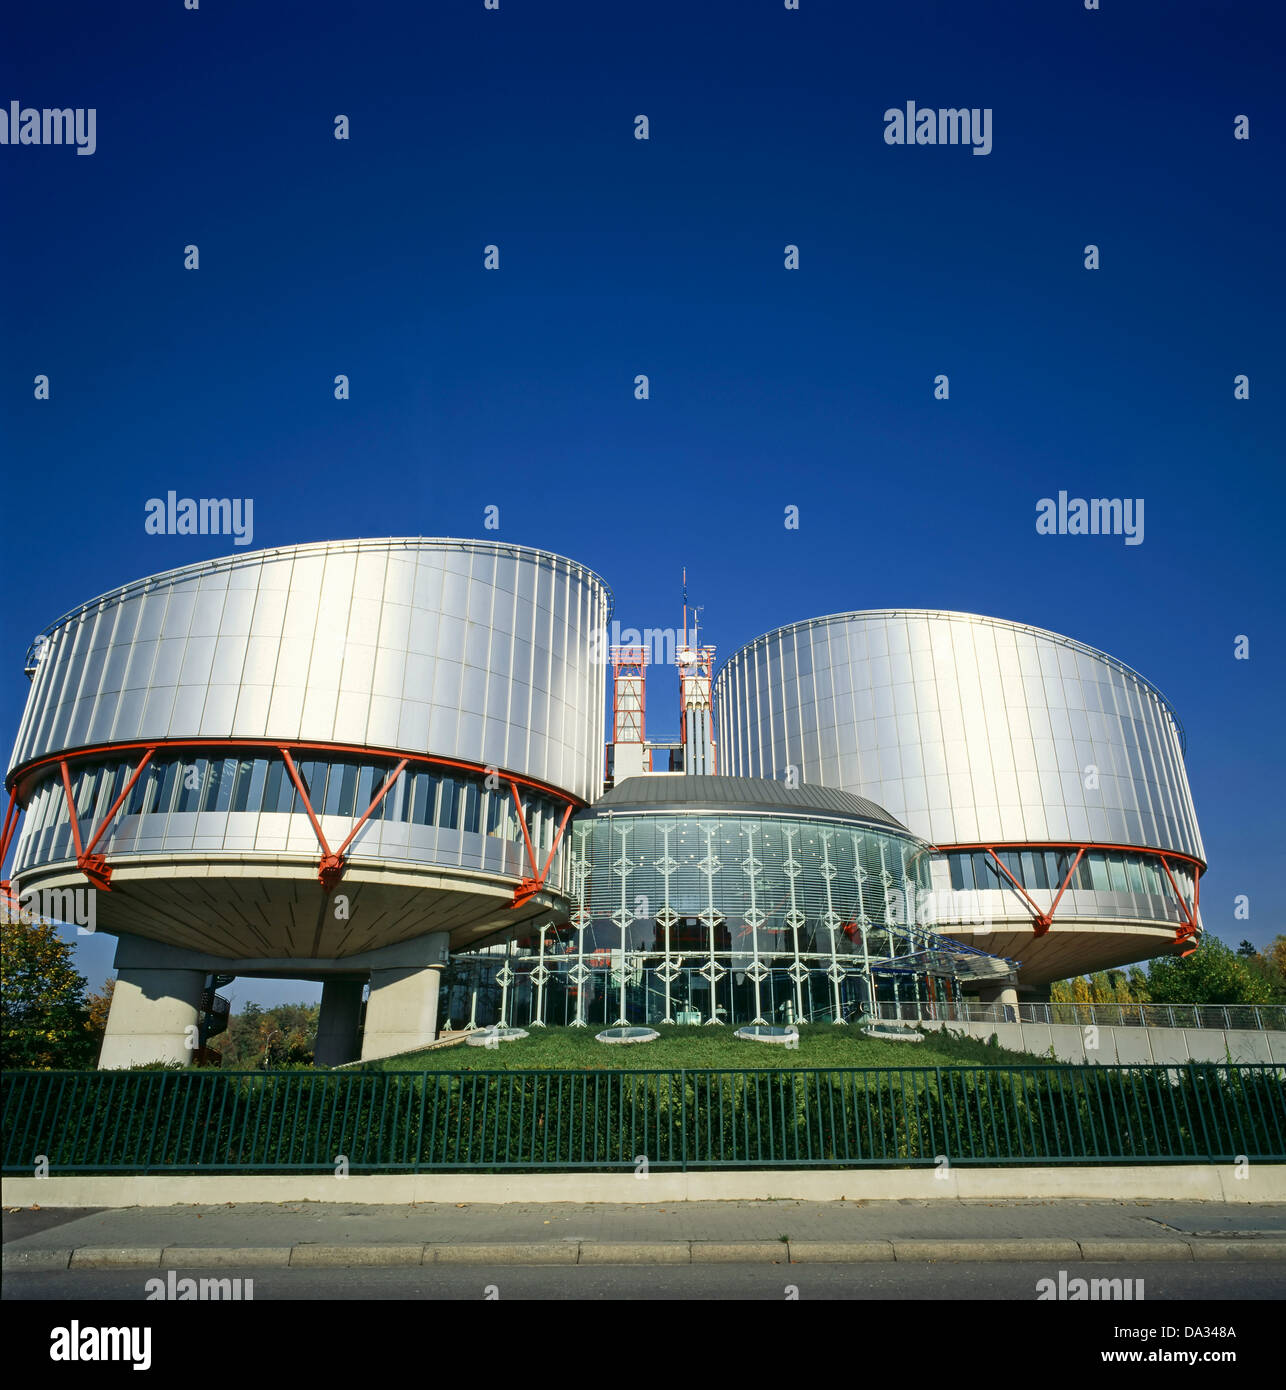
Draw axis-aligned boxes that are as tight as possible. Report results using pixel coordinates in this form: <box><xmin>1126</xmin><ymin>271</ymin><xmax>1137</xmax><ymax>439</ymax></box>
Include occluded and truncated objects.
<box><xmin>5</xmin><ymin>1199</ymin><xmax>1285</xmax><ymax>1268</ymax></box>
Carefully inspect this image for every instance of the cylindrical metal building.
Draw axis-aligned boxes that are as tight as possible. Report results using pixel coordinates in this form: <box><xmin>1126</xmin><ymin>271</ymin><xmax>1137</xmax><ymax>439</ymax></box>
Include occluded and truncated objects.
<box><xmin>713</xmin><ymin>610</ymin><xmax>1205</xmax><ymax>987</ymax></box>
<box><xmin>4</xmin><ymin>538</ymin><xmax>611</xmax><ymax>1063</ymax></box>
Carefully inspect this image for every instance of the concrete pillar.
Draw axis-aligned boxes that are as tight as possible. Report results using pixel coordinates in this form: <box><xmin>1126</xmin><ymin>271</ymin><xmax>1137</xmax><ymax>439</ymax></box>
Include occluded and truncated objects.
<box><xmin>979</xmin><ymin>981</ymin><xmax>1020</xmax><ymax>1021</ymax></box>
<box><xmin>98</xmin><ymin>967</ymin><xmax>207</xmax><ymax>1069</ymax></box>
<box><xmin>314</xmin><ymin>979</ymin><xmax>364</xmax><ymax>1067</ymax></box>
<box><xmin>360</xmin><ymin>936</ymin><xmax>448</xmax><ymax>1060</ymax></box>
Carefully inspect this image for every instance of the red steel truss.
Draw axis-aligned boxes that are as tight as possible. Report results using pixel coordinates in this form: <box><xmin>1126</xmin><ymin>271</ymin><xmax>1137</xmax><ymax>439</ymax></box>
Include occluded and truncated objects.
<box><xmin>279</xmin><ymin>748</ymin><xmax>408</xmax><ymax>891</ymax></box>
<box><xmin>941</xmin><ymin>841</ymin><xmax>1203</xmax><ymax>954</ymax></box>
<box><xmin>0</xmin><ymin>787</ymin><xmax>21</xmax><ymax>893</ymax></box>
<box><xmin>57</xmin><ymin>750</ymin><xmax>155</xmax><ymax>891</ymax></box>
<box><xmin>508</xmin><ymin>783</ymin><xmax>574</xmax><ymax>909</ymax></box>
<box><xmin>4</xmin><ymin>738</ymin><xmax>582</xmax><ymax>906</ymax></box>
<box><xmin>610</xmin><ymin>646</ymin><xmax>649</xmax><ymax>743</ymax></box>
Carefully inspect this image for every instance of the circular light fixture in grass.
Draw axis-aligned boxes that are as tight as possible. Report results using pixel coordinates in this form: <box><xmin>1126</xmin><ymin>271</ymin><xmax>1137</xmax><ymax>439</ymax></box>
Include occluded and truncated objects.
<box><xmin>861</xmin><ymin>1024</ymin><xmax>924</xmax><ymax>1043</ymax></box>
<box><xmin>595</xmin><ymin>1026</ymin><xmax>660</xmax><ymax>1045</ymax></box>
<box><xmin>465</xmin><ymin>1025</ymin><xmax>530</xmax><ymax>1047</ymax></box>
<box><xmin>734</xmin><ymin>1024</ymin><xmax>799</xmax><ymax>1045</ymax></box>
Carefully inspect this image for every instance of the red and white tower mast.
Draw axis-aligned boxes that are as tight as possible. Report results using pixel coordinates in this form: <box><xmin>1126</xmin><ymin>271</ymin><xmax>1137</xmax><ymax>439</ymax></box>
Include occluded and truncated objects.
<box><xmin>676</xmin><ymin>568</ymin><xmax>716</xmax><ymax>775</ymax></box>
<box><xmin>608</xmin><ymin>645</ymin><xmax>650</xmax><ymax>781</ymax></box>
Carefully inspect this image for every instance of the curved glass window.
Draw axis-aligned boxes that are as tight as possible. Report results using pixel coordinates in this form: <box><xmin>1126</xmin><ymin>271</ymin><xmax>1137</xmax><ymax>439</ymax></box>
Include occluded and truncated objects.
<box><xmin>17</xmin><ymin>751</ymin><xmax>569</xmax><ymax>870</ymax></box>
<box><xmin>939</xmin><ymin>847</ymin><xmax>1196</xmax><ymax>920</ymax></box>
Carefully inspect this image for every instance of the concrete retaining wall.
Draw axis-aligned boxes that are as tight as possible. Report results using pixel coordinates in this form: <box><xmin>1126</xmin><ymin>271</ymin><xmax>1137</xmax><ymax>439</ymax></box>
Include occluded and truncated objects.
<box><xmin>919</xmin><ymin>1018</ymin><xmax>1286</xmax><ymax>1064</ymax></box>
<box><xmin>4</xmin><ymin>1164</ymin><xmax>1284</xmax><ymax>1208</ymax></box>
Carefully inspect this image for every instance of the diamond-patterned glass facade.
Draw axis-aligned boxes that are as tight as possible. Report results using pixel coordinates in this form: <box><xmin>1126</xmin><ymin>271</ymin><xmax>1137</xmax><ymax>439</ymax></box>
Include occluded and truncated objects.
<box><xmin>439</xmin><ymin>806</ymin><xmax>989</xmax><ymax>1030</ymax></box>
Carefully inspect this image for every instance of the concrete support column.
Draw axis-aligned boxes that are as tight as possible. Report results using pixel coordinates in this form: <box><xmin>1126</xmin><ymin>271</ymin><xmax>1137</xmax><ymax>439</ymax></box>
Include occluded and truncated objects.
<box><xmin>979</xmin><ymin>981</ymin><xmax>1020</xmax><ymax>1021</ymax></box>
<box><xmin>314</xmin><ymin>979</ymin><xmax>365</xmax><ymax>1067</ymax></box>
<box><xmin>98</xmin><ymin>967</ymin><xmax>207</xmax><ymax>1069</ymax></box>
<box><xmin>360</xmin><ymin>934</ymin><xmax>450</xmax><ymax>1060</ymax></box>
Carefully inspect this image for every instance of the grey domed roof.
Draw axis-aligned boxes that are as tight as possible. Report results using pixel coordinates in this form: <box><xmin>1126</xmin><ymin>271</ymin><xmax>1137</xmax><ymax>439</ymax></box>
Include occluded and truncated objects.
<box><xmin>586</xmin><ymin>775</ymin><xmax>910</xmax><ymax>832</ymax></box>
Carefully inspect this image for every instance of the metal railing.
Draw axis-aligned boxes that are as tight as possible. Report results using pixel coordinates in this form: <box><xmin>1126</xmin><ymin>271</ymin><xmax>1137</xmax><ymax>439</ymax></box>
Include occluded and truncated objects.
<box><xmin>872</xmin><ymin>1001</ymin><xmax>1286</xmax><ymax>1031</ymax></box>
<box><xmin>2</xmin><ymin>1063</ymin><xmax>1282</xmax><ymax>1173</ymax></box>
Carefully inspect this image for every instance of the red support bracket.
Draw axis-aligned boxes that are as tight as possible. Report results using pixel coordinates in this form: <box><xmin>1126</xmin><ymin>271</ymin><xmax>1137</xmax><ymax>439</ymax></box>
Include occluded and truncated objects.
<box><xmin>84</xmin><ymin>750</ymin><xmax>154</xmax><ymax>859</ymax></box>
<box><xmin>983</xmin><ymin>847</ymin><xmax>1055</xmax><ymax>936</ymax></box>
<box><xmin>326</xmin><ymin>759</ymin><xmax>407</xmax><ymax>890</ymax></box>
<box><xmin>0</xmin><ymin>786</ymin><xmax>21</xmax><ymax>894</ymax></box>
<box><xmin>1157</xmin><ymin>853</ymin><xmax>1202</xmax><ymax>955</ymax></box>
<box><xmin>508</xmin><ymin>786</ymin><xmax>574</xmax><ymax>909</ymax></box>
<box><xmin>58</xmin><ymin>751</ymin><xmax>155</xmax><ymax>892</ymax></box>
<box><xmin>509</xmin><ymin>781</ymin><xmax>541</xmax><ymax>880</ymax></box>
<box><xmin>59</xmin><ymin>760</ymin><xmax>85</xmax><ymax>860</ymax></box>
<box><xmin>1044</xmin><ymin>847</ymin><xmax>1086</xmax><ymax>928</ymax></box>
<box><xmin>280</xmin><ymin>748</ymin><xmax>408</xmax><ymax>891</ymax></box>
<box><xmin>538</xmin><ymin>803</ymin><xmax>574</xmax><ymax>885</ymax></box>
<box><xmin>981</xmin><ymin>846</ymin><xmax>1086</xmax><ymax>937</ymax></box>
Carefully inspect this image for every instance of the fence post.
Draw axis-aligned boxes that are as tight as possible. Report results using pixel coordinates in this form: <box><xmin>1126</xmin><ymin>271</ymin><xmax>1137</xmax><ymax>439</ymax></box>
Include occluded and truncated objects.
<box><xmin>934</xmin><ymin>1067</ymin><xmax>950</xmax><ymax>1166</ymax></box>
<box><xmin>1186</xmin><ymin>1061</ymin><xmax>1214</xmax><ymax>1159</ymax></box>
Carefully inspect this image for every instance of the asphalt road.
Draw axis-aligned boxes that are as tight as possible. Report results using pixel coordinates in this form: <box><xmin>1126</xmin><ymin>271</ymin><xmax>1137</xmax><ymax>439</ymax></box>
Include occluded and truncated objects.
<box><xmin>8</xmin><ymin>1260</ymin><xmax>1286</xmax><ymax>1300</ymax></box>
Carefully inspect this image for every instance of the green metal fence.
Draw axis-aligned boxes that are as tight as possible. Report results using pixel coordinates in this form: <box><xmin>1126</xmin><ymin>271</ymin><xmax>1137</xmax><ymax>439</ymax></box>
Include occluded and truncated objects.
<box><xmin>2</xmin><ymin>1064</ymin><xmax>1283</xmax><ymax>1174</ymax></box>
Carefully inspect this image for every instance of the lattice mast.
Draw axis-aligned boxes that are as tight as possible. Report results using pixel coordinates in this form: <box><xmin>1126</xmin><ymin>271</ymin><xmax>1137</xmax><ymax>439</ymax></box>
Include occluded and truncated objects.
<box><xmin>676</xmin><ymin>568</ymin><xmax>716</xmax><ymax>774</ymax></box>
<box><xmin>608</xmin><ymin>646</ymin><xmax>650</xmax><ymax>780</ymax></box>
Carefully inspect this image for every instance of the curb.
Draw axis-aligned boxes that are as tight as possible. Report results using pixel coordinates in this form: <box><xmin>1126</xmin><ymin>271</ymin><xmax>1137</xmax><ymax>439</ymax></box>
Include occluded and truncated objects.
<box><xmin>426</xmin><ymin>1243</ymin><xmax>578</xmax><ymax>1265</ymax></box>
<box><xmin>577</xmin><ymin>1243</ymin><xmax>690</xmax><ymax>1265</ymax></box>
<box><xmin>6</xmin><ymin>1238</ymin><xmax>1286</xmax><ymax>1270</ymax></box>
<box><xmin>290</xmin><ymin>1244</ymin><xmax>423</xmax><ymax>1267</ymax></box>
<box><xmin>3</xmin><ymin>1248</ymin><xmax>74</xmax><ymax>1271</ymax></box>
<box><xmin>788</xmin><ymin>1241</ymin><xmax>895</xmax><ymax>1262</ymax></box>
<box><xmin>893</xmin><ymin>1239</ymin><xmax>1083</xmax><ymax>1262</ymax></box>
<box><xmin>1077</xmin><ymin>1239</ymin><xmax>1194</xmax><ymax>1262</ymax></box>
<box><xmin>162</xmin><ymin>1246</ymin><xmax>295</xmax><ymax>1267</ymax></box>
<box><xmin>1188</xmin><ymin>1240</ymin><xmax>1286</xmax><ymax>1261</ymax></box>
<box><xmin>70</xmin><ymin>1247</ymin><xmax>164</xmax><ymax>1269</ymax></box>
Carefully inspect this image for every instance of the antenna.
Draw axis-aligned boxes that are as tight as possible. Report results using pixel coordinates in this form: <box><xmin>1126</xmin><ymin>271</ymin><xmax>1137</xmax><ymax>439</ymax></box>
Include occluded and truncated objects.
<box><xmin>674</xmin><ymin>573</ymin><xmax>717</xmax><ymax>775</ymax></box>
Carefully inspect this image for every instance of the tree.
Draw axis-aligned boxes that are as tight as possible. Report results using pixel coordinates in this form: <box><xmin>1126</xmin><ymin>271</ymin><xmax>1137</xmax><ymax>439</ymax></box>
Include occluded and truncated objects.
<box><xmin>1271</xmin><ymin>937</ymin><xmax>1286</xmax><ymax>978</ymax></box>
<box><xmin>85</xmin><ymin>977</ymin><xmax>115</xmax><ymax>1061</ymax></box>
<box><xmin>1124</xmin><ymin>965</ymin><xmax>1150</xmax><ymax>1004</ymax></box>
<box><xmin>1144</xmin><ymin>935</ymin><xmax>1276</xmax><ymax>1007</ymax></box>
<box><xmin>0</xmin><ymin>917</ymin><xmax>96</xmax><ymax>1068</ymax></box>
<box><xmin>207</xmin><ymin>1000</ymin><xmax>320</xmax><ymax>1068</ymax></box>
<box><xmin>1234</xmin><ymin>936</ymin><xmax>1286</xmax><ymax>1004</ymax></box>
<box><xmin>1051</xmin><ymin>968</ymin><xmax>1147</xmax><ymax>1006</ymax></box>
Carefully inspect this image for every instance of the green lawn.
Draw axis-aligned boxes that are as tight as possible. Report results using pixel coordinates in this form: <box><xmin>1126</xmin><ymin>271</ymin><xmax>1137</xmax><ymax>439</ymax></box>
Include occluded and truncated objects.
<box><xmin>362</xmin><ymin>1022</ymin><xmax>1043</xmax><ymax>1071</ymax></box>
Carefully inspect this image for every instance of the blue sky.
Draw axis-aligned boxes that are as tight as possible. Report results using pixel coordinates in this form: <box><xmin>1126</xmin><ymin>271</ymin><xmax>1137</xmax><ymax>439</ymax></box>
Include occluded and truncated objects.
<box><xmin>2</xmin><ymin>1</ymin><xmax>1282</xmax><ymax>1006</ymax></box>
